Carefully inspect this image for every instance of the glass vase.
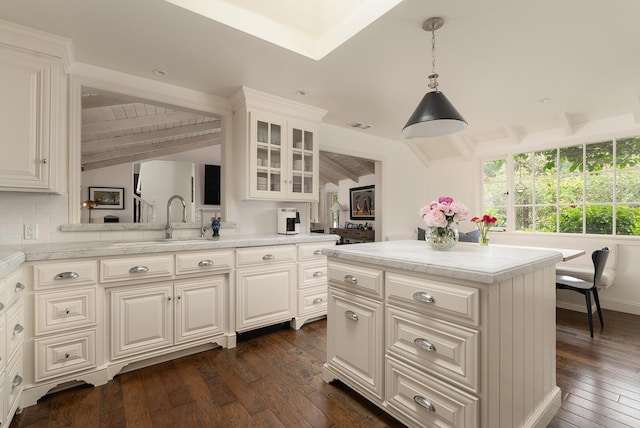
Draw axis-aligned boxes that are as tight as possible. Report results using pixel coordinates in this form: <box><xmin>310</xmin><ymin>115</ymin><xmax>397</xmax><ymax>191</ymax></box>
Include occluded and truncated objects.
<box><xmin>480</xmin><ymin>235</ymin><xmax>489</xmax><ymax>245</ymax></box>
<box><xmin>426</xmin><ymin>225</ymin><xmax>459</xmax><ymax>251</ymax></box>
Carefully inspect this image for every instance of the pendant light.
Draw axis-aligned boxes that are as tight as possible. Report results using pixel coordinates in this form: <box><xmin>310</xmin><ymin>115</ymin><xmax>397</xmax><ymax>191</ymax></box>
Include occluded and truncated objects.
<box><xmin>402</xmin><ymin>17</ymin><xmax>467</xmax><ymax>138</ymax></box>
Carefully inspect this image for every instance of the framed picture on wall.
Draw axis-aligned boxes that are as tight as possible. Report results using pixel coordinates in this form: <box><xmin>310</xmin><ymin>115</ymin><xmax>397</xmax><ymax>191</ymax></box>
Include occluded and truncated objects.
<box><xmin>349</xmin><ymin>185</ymin><xmax>375</xmax><ymax>220</ymax></box>
<box><xmin>89</xmin><ymin>187</ymin><xmax>125</xmax><ymax>210</ymax></box>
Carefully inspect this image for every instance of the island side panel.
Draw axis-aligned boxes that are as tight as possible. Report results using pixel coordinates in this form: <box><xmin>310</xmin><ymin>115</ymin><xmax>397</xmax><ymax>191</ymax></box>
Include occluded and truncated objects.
<box><xmin>488</xmin><ymin>264</ymin><xmax>558</xmax><ymax>428</ymax></box>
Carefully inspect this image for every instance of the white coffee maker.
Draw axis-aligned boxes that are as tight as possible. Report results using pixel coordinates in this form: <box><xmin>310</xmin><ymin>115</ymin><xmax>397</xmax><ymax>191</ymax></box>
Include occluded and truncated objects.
<box><xmin>277</xmin><ymin>208</ymin><xmax>299</xmax><ymax>235</ymax></box>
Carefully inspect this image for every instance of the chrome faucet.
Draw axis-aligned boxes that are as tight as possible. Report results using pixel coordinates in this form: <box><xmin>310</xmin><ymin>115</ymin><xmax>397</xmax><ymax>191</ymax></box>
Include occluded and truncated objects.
<box><xmin>166</xmin><ymin>195</ymin><xmax>187</xmax><ymax>239</ymax></box>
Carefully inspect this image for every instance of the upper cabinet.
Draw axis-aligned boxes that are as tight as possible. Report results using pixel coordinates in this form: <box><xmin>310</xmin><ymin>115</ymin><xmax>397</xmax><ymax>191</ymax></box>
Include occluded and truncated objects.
<box><xmin>0</xmin><ymin>21</ymin><xmax>70</xmax><ymax>193</ymax></box>
<box><xmin>232</xmin><ymin>87</ymin><xmax>326</xmax><ymax>202</ymax></box>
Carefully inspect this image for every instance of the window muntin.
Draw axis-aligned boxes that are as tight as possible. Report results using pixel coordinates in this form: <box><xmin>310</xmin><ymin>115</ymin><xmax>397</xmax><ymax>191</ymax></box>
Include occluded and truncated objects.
<box><xmin>482</xmin><ymin>136</ymin><xmax>640</xmax><ymax>236</ymax></box>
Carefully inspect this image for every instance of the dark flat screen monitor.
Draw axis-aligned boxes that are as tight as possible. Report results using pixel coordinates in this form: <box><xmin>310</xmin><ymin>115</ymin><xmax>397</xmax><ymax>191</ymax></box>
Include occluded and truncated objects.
<box><xmin>204</xmin><ymin>164</ymin><xmax>221</xmax><ymax>205</ymax></box>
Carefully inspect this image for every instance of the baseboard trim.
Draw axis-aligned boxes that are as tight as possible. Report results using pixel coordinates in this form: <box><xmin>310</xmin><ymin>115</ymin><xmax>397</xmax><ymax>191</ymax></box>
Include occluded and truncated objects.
<box><xmin>601</xmin><ymin>297</ymin><xmax>640</xmax><ymax>315</ymax></box>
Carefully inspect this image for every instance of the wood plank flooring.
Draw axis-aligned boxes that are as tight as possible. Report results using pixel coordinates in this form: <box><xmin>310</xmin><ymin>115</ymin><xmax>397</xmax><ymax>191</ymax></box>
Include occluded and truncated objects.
<box><xmin>10</xmin><ymin>308</ymin><xmax>640</xmax><ymax>427</ymax></box>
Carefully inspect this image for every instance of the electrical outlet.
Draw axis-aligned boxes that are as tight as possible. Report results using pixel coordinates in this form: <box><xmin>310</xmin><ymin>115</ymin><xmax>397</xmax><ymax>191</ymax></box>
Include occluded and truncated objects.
<box><xmin>24</xmin><ymin>223</ymin><xmax>38</xmax><ymax>240</ymax></box>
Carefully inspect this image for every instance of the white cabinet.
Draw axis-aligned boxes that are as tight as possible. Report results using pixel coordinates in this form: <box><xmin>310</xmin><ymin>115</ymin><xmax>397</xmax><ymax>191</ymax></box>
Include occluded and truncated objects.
<box><xmin>232</xmin><ymin>87</ymin><xmax>326</xmax><ymax>202</ymax></box>
<box><xmin>236</xmin><ymin>245</ymin><xmax>296</xmax><ymax>332</ymax></box>
<box><xmin>110</xmin><ymin>283</ymin><xmax>173</xmax><ymax>359</ymax></box>
<box><xmin>0</xmin><ymin>28</ymin><xmax>67</xmax><ymax>193</ymax></box>
<box><xmin>174</xmin><ymin>277</ymin><xmax>225</xmax><ymax>344</ymax></box>
<box><xmin>291</xmin><ymin>241</ymin><xmax>336</xmax><ymax>330</ymax></box>
<box><xmin>0</xmin><ymin>266</ymin><xmax>26</xmax><ymax>426</ymax></box>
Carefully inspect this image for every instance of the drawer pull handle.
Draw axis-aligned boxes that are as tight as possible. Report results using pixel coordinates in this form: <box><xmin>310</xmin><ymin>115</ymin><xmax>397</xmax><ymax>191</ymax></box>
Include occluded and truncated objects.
<box><xmin>65</xmin><ymin>353</ymin><xmax>70</xmax><ymax>359</ymax></box>
<box><xmin>343</xmin><ymin>274</ymin><xmax>358</xmax><ymax>284</ymax></box>
<box><xmin>198</xmin><ymin>259</ymin><xmax>214</xmax><ymax>267</ymax></box>
<box><xmin>312</xmin><ymin>271</ymin><xmax>324</xmax><ymax>277</ymax></box>
<box><xmin>14</xmin><ymin>281</ymin><xmax>26</xmax><ymax>291</ymax></box>
<box><xmin>312</xmin><ymin>297</ymin><xmax>324</xmax><ymax>304</ymax></box>
<box><xmin>129</xmin><ymin>265</ymin><xmax>149</xmax><ymax>273</ymax></box>
<box><xmin>345</xmin><ymin>310</ymin><xmax>359</xmax><ymax>321</ymax></box>
<box><xmin>263</xmin><ymin>254</ymin><xmax>275</xmax><ymax>261</ymax></box>
<box><xmin>414</xmin><ymin>395</ymin><xmax>436</xmax><ymax>412</ymax></box>
<box><xmin>313</xmin><ymin>249</ymin><xmax>323</xmax><ymax>255</ymax></box>
<box><xmin>13</xmin><ymin>324</ymin><xmax>24</xmax><ymax>335</ymax></box>
<box><xmin>12</xmin><ymin>374</ymin><xmax>23</xmax><ymax>390</ymax></box>
<box><xmin>413</xmin><ymin>291</ymin><xmax>435</xmax><ymax>304</ymax></box>
<box><xmin>65</xmin><ymin>309</ymin><xmax>71</xmax><ymax>315</ymax></box>
<box><xmin>54</xmin><ymin>272</ymin><xmax>79</xmax><ymax>281</ymax></box>
<box><xmin>414</xmin><ymin>338</ymin><xmax>436</xmax><ymax>352</ymax></box>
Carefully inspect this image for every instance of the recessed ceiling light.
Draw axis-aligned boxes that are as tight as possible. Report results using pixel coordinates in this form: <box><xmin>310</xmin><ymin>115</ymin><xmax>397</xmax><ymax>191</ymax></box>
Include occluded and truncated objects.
<box><xmin>538</xmin><ymin>97</ymin><xmax>551</xmax><ymax>103</ymax></box>
<box><xmin>153</xmin><ymin>68</ymin><xmax>169</xmax><ymax>77</ymax></box>
<box><xmin>296</xmin><ymin>89</ymin><xmax>309</xmax><ymax>96</ymax></box>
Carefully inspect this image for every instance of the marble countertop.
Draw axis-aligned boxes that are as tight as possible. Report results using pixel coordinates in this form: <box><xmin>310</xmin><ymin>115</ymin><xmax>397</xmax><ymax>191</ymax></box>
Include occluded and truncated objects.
<box><xmin>322</xmin><ymin>240</ymin><xmax>563</xmax><ymax>284</ymax></box>
<box><xmin>0</xmin><ymin>233</ymin><xmax>339</xmax><ymax>264</ymax></box>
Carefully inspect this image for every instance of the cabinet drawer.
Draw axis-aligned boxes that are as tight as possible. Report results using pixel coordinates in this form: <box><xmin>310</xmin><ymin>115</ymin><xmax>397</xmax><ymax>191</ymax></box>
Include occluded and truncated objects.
<box><xmin>297</xmin><ymin>286</ymin><xmax>327</xmax><ymax>317</ymax></box>
<box><xmin>386</xmin><ymin>357</ymin><xmax>478</xmax><ymax>428</ymax></box>
<box><xmin>35</xmin><ymin>329</ymin><xmax>97</xmax><ymax>381</ymax></box>
<box><xmin>386</xmin><ymin>305</ymin><xmax>479</xmax><ymax>392</ymax></box>
<box><xmin>6</xmin><ymin>299</ymin><xmax>24</xmax><ymax>361</ymax></box>
<box><xmin>35</xmin><ymin>288</ymin><xmax>96</xmax><ymax>335</ymax></box>
<box><xmin>297</xmin><ymin>241</ymin><xmax>335</xmax><ymax>261</ymax></box>
<box><xmin>386</xmin><ymin>273</ymin><xmax>479</xmax><ymax>326</ymax></box>
<box><xmin>176</xmin><ymin>250</ymin><xmax>234</xmax><ymax>275</ymax></box>
<box><xmin>34</xmin><ymin>260</ymin><xmax>97</xmax><ymax>289</ymax></box>
<box><xmin>236</xmin><ymin>245</ymin><xmax>295</xmax><ymax>267</ymax></box>
<box><xmin>299</xmin><ymin>262</ymin><xmax>327</xmax><ymax>288</ymax></box>
<box><xmin>328</xmin><ymin>261</ymin><xmax>383</xmax><ymax>298</ymax></box>
<box><xmin>5</xmin><ymin>267</ymin><xmax>26</xmax><ymax>304</ymax></box>
<box><xmin>100</xmin><ymin>255</ymin><xmax>174</xmax><ymax>284</ymax></box>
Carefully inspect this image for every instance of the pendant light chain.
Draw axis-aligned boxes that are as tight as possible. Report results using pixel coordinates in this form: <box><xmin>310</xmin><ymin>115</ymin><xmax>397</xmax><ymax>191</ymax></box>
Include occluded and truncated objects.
<box><xmin>428</xmin><ymin>22</ymin><xmax>439</xmax><ymax>91</ymax></box>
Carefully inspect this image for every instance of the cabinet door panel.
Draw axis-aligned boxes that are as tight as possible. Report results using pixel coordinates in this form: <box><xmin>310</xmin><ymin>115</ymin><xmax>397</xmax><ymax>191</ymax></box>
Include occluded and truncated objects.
<box><xmin>111</xmin><ymin>284</ymin><xmax>173</xmax><ymax>359</ymax></box>
<box><xmin>175</xmin><ymin>277</ymin><xmax>225</xmax><ymax>344</ymax></box>
<box><xmin>236</xmin><ymin>264</ymin><xmax>295</xmax><ymax>332</ymax></box>
<box><xmin>0</xmin><ymin>47</ymin><xmax>57</xmax><ymax>191</ymax></box>
<box><xmin>326</xmin><ymin>287</ymin><xmax>383</xmax><ymax>400</ymax></box>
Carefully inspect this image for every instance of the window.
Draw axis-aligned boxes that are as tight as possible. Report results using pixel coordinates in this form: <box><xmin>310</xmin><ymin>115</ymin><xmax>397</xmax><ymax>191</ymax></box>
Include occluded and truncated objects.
<box><xmin>482</xmin><ymin>135</ymin><xmax>640</xmax><ymax>236</ymax></box>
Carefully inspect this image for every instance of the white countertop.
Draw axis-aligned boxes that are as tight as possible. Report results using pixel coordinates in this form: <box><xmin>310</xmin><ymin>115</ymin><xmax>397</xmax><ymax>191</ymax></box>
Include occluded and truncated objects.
<box><xmin>0</xmin><ymin>233</ymin><xmax>339</xmax><ymax>264</ymax></box>
<box><xmin>322</xmin><ymin>240</ymin><xmax>563</xmax><ymax>284</ymax></box>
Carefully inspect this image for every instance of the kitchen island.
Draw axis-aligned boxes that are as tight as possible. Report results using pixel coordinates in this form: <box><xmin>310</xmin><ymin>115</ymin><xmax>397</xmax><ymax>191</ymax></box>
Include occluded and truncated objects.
<box><xmin>322</xmin><ymin>240</ymin><xmax>562</xmax><ymax>428</ymax></box>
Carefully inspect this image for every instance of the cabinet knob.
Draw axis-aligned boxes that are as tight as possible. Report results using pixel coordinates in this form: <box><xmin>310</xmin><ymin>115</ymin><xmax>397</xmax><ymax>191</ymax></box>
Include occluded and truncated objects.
<box><xmin>343</xmin><ymin>274</ymin><xmax>358</xmax><ymax>284</ymax></box>
<box><xmin>177</xmin><ymin>295</ymin><xmax>182</xmax><ymax>301</ymax></box>
<box><xmin>167</xmin><ymin>297</ymin><xmax>172</xmax><ymax>301</ymax></box>
<box><xmin>42</xmin><ymin>158</ymin><xmax>48</xmax><ymax>164</ymax></box>
<box><xmin>413</xmin><ymin>291</ymin><xmax>435</xmax><ymax>304</ymax></box>
<box><xmin>312</xmin><ymin>297</ymin><xmax>324</xmax><ymax>304</ymax></box>
<box><xmin>414</xmin><ymin>396</ymin><xmax>436</xmax><ymax>412</ymax></box>
<box><xmin>65</xmin><ymin>353</ymin><xmax>70</xmax><ymax>359</ymax></box>
<box><xmin>262</xmin><ymin>254</ymin><xmax>275</xmax><ymax>261</ymax></box>
<box><xmin>414</xmin><ymin>338</ymin><xmax>436</xmax><ymax>352</ymax></box>
<box><xmin>129</xmin><ymin>265</ymin><xmax>150</xmax><ymax>273</ymax></box>
<box><xmin>11</xmin><ymin>374</ymin><xmax>23</xmax><ymax>390</ymax></box>
<box><xmin>312</xmin><ymin>271</ymin><xmax>323</xmax><ymax>277</ymax></box>
<box><xmin>344</xmin><ymin>310</ymin><xmax>359</xmax><ymax>321</ymax></box>
<box><xmin>14</xmin><ymin>281</ymin><xmax>26</xmax><ymax>291</ymax></box>
<box><xmin>0</xmin><ymin>302</ymin><xmax>4</xmax><ymax>311</ymax></box>
<box><xmin>13</xmin><ymin>324</ymin><xmax>24</xmax><ymax>335</ymax></box>
<box><xmin>198</xmin><ymin>259</ymin><xmax>214</xmax><ymax>267</ymax></box>
<box><xmin>65</xmin><ymin>308</ymin><xmax>71</xmax><ymax>315</ymax></box>
<box><xmin>313</xmin><ymin>249</ymin><xmax>323</xmax><ymax>256</ymax></box>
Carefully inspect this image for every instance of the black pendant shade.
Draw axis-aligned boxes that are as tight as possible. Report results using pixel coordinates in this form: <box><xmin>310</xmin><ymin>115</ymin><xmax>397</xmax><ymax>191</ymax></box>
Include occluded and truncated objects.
<box><xmin>402</xmin><ymin>90</ymin><xmax>467</xmax><ymax>138</ymax></box>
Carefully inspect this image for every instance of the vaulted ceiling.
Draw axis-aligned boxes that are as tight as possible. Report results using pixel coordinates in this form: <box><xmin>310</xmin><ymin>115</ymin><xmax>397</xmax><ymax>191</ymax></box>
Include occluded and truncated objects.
<box><xmin>3</xmin><ymin>0</ymin><xmax>640</xmax><ymax>162</ymax></box>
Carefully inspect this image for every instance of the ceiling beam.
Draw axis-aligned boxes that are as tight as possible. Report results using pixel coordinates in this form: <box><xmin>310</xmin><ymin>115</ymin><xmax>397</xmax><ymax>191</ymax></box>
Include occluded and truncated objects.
<box><xmin>319</xmin><ymin>153</ymin><xmax>360</xmax><ymax>182</ymax></box>
<box><xmin>406</xmin><ymin>142</ymin><xmax>431</xmax><ymax>168</ymax></box>
<box><xmin>450</xmin><ymin>135</ymin><xmax>474</xmax><ymax>161</ymax></box>
<box><xmin>82</xmin><ymin>133</ymin><xmax>221</xmax><ymax>166</ymax></box>
<box><xmin>348</xmin><ymin>157</ymin><xmax>375</xmax><ymax>175</ymax></box>
<box><xmin>82</xmin><ymin>121</ymin><xmax>221</xmax><ymax>153</ymax></box>
<box><xmin>319</xmin><ymin>172</ymin><xmax>339</xmax><ymax>186</ymax></box>
<box><xmin>82</xmin><ymin>110</ymin><xmax>202</xmax><ymax>134</ymax></box>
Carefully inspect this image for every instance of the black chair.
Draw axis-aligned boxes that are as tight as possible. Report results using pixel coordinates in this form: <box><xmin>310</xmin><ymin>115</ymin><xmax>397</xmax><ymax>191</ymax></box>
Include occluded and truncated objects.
<box><xmin>556</xmin><ymin>247</ymin><xmax>610</xmax><ymax>338</ymax></box>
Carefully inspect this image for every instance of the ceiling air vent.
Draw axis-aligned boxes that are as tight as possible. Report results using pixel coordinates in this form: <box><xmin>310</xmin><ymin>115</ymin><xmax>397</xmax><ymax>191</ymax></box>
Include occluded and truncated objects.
<box><xmin>347</xmin><ymin>121</ymin><xmax>372</xmax><ymax>130</ymax></box>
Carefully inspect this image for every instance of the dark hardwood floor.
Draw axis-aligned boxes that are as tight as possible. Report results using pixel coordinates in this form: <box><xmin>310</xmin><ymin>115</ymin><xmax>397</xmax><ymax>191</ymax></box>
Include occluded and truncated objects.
<box><xmin>10</xmin><ymin>308</ymin><xmax>640</xmax><ymax>427</ymax></box>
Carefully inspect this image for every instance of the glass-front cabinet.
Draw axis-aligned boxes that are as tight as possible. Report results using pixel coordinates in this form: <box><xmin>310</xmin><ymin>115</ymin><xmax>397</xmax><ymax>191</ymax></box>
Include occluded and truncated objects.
<box><xmin>248</xmin><ymin>111</ymin><xmax>318</xmax><ymax>201</ymax></box>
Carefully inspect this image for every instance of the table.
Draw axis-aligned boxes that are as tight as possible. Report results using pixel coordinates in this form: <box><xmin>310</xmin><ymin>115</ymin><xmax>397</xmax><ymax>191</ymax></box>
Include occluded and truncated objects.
<box><xmin>490</xmin><ymin>244</ymin><xmax>585</xmax><ymax>261</ymax></box>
